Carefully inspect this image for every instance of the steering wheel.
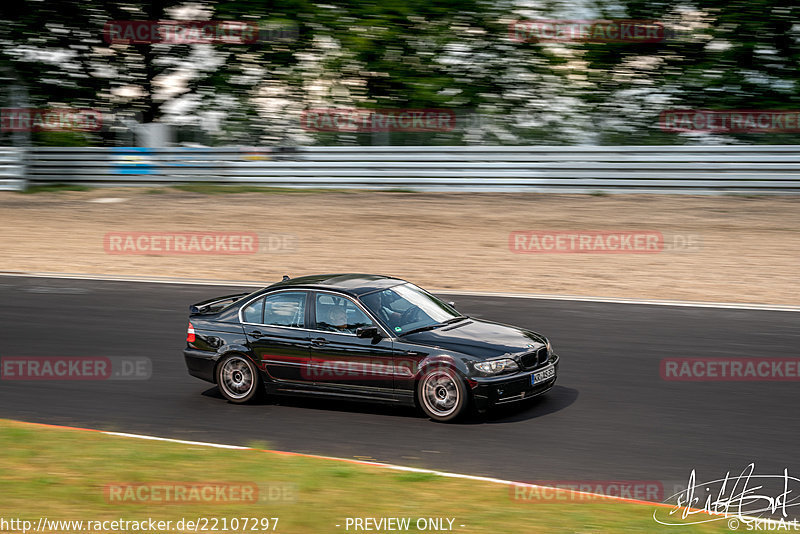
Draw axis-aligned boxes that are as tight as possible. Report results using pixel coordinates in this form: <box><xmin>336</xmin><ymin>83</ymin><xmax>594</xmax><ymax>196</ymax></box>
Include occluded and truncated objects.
<box><xmin>398</xmin><ymin>305</ymin><xmax>423</xmax><ymax>326</ymax></box>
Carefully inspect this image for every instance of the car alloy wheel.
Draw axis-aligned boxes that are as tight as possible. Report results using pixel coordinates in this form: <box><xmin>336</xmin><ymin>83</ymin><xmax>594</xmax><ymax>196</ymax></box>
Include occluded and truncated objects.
<box><xmin>217</xmin><ymin>355</ymin><xmax>260</xmax><ymax>403</ymax></box>
<box><xmin>418</xmin><ymin>366</ymin><xmax>467</xmax><ymax>422</ymax></box>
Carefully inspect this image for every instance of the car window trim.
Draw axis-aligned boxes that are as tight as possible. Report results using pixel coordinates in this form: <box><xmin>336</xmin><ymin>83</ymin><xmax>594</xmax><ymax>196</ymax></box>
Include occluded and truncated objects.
<box><xmin>360</xmin><ymin>283</ymin><xmax>459</xmax><ymax>330</ymax></box>
<box><xmin>238</xmin><ymin>289</ymin><xmax>309</xmax><ymax>330</ymax></box>
<box><xmin>310</xmin><ymin>289</ymin><xmax>392</xmax><ymax>339</ymax></box>
<box><xmin>238</xmin><ymin>288</ymin><xmax>394</xmax><ymax>339</ymax></box>
<box><xmin>240</xmin><ymin>295</ymin><xmax>266</xmax><ymax>324</ymax></box>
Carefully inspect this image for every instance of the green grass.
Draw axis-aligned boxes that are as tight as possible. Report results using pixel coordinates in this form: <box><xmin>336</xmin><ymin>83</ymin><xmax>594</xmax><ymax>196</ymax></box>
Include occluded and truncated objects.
<box><xmin>20</xmin><ymin>183</ymin><xmax>93</xmax><ymax>194</ymax></box>
<box><xmin>0</xmin><ymin>419</ymin><xmax>729</xmax><ymax>533</ymax></box>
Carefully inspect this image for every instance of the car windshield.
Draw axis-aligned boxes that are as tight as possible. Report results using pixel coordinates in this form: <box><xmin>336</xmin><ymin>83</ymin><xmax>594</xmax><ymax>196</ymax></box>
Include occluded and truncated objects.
<box><xmin>360</xmin><ymin>283</ymin><xmax>462</xmax><ymax>335</ymax></box>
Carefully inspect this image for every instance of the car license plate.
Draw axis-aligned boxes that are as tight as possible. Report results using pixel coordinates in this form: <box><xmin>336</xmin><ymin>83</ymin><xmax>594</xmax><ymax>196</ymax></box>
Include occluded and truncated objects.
<box><xmin>532</xmin><ymin>365</ymin><xmax>555</xmax><ymax>385</ymax></box>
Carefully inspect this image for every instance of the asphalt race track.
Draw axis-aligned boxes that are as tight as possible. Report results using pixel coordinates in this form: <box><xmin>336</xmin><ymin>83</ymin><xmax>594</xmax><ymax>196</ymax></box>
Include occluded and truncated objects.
<box><xmin>1</xmin><ymin>275</ymin><xmax>798</xmax><ymax>496</ymax></box>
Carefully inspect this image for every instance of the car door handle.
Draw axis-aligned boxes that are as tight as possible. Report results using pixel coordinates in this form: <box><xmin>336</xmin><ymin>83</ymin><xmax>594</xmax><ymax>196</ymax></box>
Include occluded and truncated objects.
<box><xmin>311</xmin><ymin>337</ymin><xmax>328</xmax><ymax>347</ymax></box>
<box><xmin>248</xmin><ymin>330</ymin><xmax>264</xmax><ymax>338</ymax></box>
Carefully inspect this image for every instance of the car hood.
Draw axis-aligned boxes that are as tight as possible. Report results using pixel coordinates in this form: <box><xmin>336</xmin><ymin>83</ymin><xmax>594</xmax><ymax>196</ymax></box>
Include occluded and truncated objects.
<box><xmin>400</xmin><ymin>318</ymin><xmax>546</xmax><ymax>360</ymax></box>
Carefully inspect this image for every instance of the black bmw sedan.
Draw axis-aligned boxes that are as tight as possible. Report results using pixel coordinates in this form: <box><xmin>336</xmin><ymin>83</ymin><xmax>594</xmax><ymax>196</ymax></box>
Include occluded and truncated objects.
<box><xmin>184</xmin><ymin>274</ymin><xmax>559</xmax><ymax>422</ymax></box>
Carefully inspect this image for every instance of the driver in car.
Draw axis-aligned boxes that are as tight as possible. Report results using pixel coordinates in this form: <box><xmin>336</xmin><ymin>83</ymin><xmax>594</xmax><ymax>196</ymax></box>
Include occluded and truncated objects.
<box><xmin>377</xmin><ymin>291</ymin><xmax>404</xmax><ymax>329</ymax></box>
<box><xmin>328</xmin><ymin>306</ymin><xmax>349</xmax><ymax>333</ymax></box>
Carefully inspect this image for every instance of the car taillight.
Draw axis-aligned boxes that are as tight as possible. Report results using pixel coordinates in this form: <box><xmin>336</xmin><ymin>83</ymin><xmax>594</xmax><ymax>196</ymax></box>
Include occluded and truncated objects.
<box><xmin>186</xmin><ymin>322</ymin><xmax>196</xmax><ymax>343</ymax></box>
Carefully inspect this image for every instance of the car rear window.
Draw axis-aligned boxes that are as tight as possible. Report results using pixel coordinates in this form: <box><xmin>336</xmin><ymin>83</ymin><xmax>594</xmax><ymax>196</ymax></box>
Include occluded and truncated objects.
<box><xmin>242</xmin><ymin>297</ymin><xmax>264</xmax><ymax>323</ymax></box>
<box><xmin>262</xmin><ymin>291</ymin><xmax>306</xmax><ymax>328</ymax></box>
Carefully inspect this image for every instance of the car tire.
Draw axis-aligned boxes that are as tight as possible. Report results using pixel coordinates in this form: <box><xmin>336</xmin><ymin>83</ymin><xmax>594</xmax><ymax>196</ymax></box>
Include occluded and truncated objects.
<box><xmin>216</xmin><ymin>354</ymin><xmax>262</xmax><ymax>404</ymax></box>
<box><xmin>417</xmin><ymin>366</ymin><xmax>468</xmax><ymax>422</ymax></box>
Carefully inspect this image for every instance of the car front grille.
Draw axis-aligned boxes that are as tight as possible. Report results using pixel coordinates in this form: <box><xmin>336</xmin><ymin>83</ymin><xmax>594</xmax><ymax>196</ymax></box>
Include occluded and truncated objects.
<box><xmin>520</xmin><ymin>347</ymin><xmax>548</xmax><ymax>369</ymax></box>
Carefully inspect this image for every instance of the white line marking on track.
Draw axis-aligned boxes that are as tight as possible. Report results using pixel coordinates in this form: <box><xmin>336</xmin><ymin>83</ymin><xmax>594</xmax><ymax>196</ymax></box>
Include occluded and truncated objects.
<box><xmin>104</xmin><ymin>432</ymin><xmax>251</xmax><ymax>449</ymax></box>
<box><xmin>1</xmin><ymin>270</ymin><xmax>798</xmax><ymax>311</ymax></box>
<box><xmin>95</xmin><ymin>427</ymin><xmax>800</xmax><ymax>528</ymax></box>
<box><xmin>14</xmin><ymin>418</ymin><xmax>794</xmax><ymax>525</ymax></box>
<box><xmin>436</xmin><ymin>289</ymin><xmax>800</xmax><ymax>312</ymax></box>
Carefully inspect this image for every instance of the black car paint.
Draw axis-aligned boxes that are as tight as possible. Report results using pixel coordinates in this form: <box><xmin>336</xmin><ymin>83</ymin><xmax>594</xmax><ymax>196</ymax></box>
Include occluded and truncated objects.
<box><xmin>183</xmin><ymin>274</ymin><xmax>558</xmax><ymax>411</ymax></box>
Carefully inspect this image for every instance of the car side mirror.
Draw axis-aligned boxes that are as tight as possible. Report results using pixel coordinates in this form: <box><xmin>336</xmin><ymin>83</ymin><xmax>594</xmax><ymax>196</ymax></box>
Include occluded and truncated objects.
<box><xmin>448</xmin><ymin>301</ymin><xmax>456</xmax><ymax>308</ymax></box>
<box><xmin>356</xmin><ymin>326</ymin><xmax>380</xmax><ymax>339</ymax></box>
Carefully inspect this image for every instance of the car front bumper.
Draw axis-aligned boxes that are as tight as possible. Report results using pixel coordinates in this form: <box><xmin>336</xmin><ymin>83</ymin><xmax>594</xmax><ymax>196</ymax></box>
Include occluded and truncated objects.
<box><xmin>471</xmin><ymin>354</ymin><xmax>559</xmax><ymax>411</ymax></box>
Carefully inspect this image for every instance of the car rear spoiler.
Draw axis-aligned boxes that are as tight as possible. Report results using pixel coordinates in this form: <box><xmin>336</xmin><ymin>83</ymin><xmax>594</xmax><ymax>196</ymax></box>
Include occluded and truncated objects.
<box><xmin>189</xmin><ymin>292</ymin><xmax>251</xmax><ymax>315</ymax></box>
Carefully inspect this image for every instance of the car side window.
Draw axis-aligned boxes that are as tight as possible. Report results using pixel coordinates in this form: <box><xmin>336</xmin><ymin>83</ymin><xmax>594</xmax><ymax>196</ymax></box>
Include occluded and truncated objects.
<box><xmin>315</xmin><ymin>293</ymin><xmax>374</xmax><ymax>334</ymax></box>
<box><xmin>262</xmin><ymin>292</ymin><xmax>306</xmax><ymax>328</ymax></box>
<box><xmin>242</xmin><ymin>297</ymin><xmax>265</xmax><ymax>323</ymax></box>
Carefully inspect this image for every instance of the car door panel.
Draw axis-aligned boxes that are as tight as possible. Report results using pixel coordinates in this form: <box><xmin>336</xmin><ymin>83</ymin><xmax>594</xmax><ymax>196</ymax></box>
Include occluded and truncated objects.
<box><xmin>242</xmin><ymin>291</ymin><xmax>311</xmax><ymax>383</ymax></box>
<box><xmin>246</xmin><ymin>326</ymin><xmax>311</xmax><ymax>382</ymax></box>
<box><xmin>307</xmin><ymin>333</ymin><xmax>397</xmax><ymax>396</ymax></box>
<box><xmin>306</xmin><ymin>291</ymin><xmax>400</xmax><ymax>399</ymax></box>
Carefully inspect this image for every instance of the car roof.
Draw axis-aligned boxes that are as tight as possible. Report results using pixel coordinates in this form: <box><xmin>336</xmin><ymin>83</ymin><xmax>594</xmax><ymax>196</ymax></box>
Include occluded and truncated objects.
<box><xmin>265</xmin><ymin>273</ymin><xmax>407</xmax><ymax>296</ymax></box>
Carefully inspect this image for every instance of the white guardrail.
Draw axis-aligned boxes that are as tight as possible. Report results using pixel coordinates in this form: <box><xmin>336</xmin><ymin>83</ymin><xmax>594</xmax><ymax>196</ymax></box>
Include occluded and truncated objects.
<box><xmin>3</xmin><ymin>145</ymin><xmax>800</xmax><ymax>193</ymax></box>
<box><xmin>0</xmin><ymin>147</ymin><xmax>26</xmax><ymax>191</ymax></box>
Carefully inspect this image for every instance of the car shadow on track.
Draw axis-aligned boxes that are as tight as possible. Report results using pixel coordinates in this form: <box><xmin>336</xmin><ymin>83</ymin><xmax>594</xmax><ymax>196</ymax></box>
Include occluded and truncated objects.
<box><xmin>202</xmin><ymin>384</ymin><xmax>578</xmax><ymax>425</ymax></box>
<box><xmin>201</xmin><ymin>386</ymin><xmax>421</xmax><ymax>419</ymax></box>
<box><xmin>477</xmin><ymin>386</ymin><xmax>579</xmax><ymax>424</ymax></box>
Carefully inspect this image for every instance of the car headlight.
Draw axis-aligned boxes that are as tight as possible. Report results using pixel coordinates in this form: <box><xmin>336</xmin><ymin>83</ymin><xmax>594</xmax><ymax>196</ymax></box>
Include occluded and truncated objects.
<box><xmin>474</xmin><ymin>358</ymin><xmax>519</xmax><ymax>375</ymax></box>
<box><xmin>546</xmin><ymin>339</ymin><xmax>552</xmax><ymax>354</ymax></box>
